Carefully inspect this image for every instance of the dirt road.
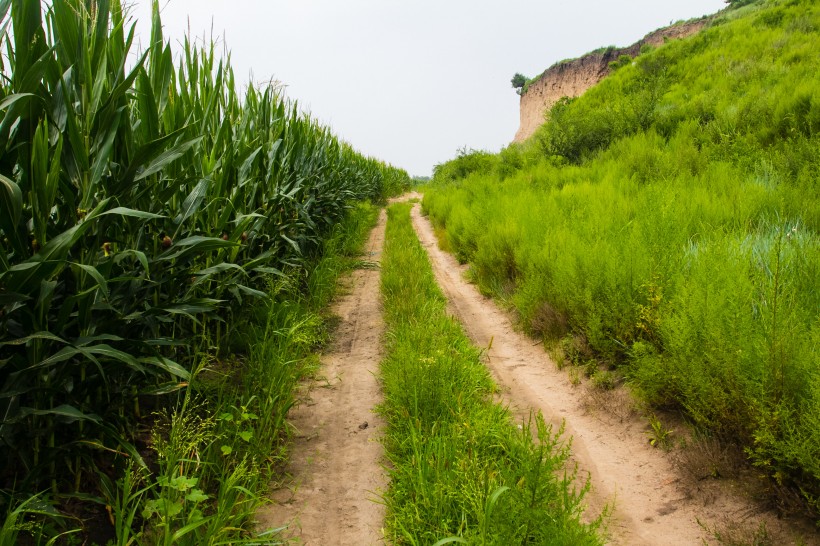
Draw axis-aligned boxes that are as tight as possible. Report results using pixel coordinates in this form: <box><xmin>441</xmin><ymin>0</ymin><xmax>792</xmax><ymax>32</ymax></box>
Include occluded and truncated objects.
<box><xmin>258</xmin><ymin>210</ymin><xmax>389</xmax><ymax>546</ymax></box>
<box><xmin>258</xmin><ymin>195</ymin><xmax>814</xmax><ymax>545</ymax></box>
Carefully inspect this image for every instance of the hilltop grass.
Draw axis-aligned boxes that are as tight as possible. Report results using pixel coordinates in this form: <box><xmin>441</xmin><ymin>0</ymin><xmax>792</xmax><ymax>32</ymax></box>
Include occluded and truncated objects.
<box><xmin>425</xmin><ymin>0</ymin><xmax>820</xmax><ymax>519</ymax></box>
<box><xmin>379</xmin><ymin>202</ymin><xmax>604</xmax><ymax>545</ymax></box>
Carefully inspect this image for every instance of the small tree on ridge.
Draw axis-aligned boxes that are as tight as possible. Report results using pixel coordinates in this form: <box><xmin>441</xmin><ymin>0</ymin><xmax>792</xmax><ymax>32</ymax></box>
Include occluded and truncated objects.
<box><xmin>511</xmin><ymin>72</ymin><xmax>527</xmax><ymax>95</ymax></box>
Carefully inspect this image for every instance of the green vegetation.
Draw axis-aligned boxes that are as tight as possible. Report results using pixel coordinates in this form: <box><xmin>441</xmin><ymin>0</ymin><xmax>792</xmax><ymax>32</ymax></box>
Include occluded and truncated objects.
<box><xmin>425</xmin><ymin>0</ymin><xmax>820</xmax><ymax>518</ymax></box>
<box><xmin>379</xmin><ymin>202</ymin><xmax>603</xmax><ymax>545</ymax></box>
<box><xmin>726</xmin><ymin>0</ymin><xmax>759</xmax><ymax>7</ymax></box>
<box><xmin>0</xmin><ymin>0</ymin><xmax>407</xmax><ymax>542</ymax></box>
<box><xmin>511</xmin><ymin>73</ymin><xmax>527</xmax><ymax>95</ymax></box>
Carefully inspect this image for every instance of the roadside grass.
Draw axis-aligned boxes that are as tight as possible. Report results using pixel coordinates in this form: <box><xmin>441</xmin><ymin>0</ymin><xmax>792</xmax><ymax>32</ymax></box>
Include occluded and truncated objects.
<box><xmin>379</xmin><ymin>202</ymin><xmax>604</xmax><ymax>545</ymax></box>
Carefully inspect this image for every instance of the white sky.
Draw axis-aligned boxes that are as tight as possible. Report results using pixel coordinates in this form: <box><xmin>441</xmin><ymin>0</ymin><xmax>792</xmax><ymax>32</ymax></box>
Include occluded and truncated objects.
<box><xmin>126</xmin><ymin>0</ymin><xmax>726</xmax><ymax>177</ymax></box>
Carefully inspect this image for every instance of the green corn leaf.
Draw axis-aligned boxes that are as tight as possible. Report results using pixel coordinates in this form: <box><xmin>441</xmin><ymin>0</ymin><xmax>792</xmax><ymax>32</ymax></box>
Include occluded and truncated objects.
<box><xmin>57</xmin><ymin>68</ymin><xmax>89</xmax><ymax>173</ymax></box>
<box><xmin>280</xmin><ymin>233</ymin><xmax>301</xmax><ymax>254</ymax></box>
<box><xmin>0</xmin><ymin>92</ymin><xmax>37</xmax><ymax>112</ymax></box>
<box><xmin>36</xmin><ymin>279</ymin><xmax>57</xmax><ymax>314</ymax></box>
<box><xmin>46</xmin><ymin>134</ymin><xmax>63</xmax><ymax>211</ymax></box>
<box><xmin>238</xmin><ymin>145</ymin><xmax>262</xmax><ymax>183</ymax></box>
<box><xmin>18</xmin><ymin>404</ymin><xmax>102</xmax><ymax>424</ymax></box>
<box><xmin>0</xmin><ymin>173</ymin><xmax>22</xmax><ymax>240</ymax></box>
<box><xmin>156</xmin><ymin>235</ymin><xmax>236</xmax><ymax>261</ymax></box>
<box><xmin>0</xmin><ymin>331</ymin><xmax>68</xmax><ymax>346</ymax></box>
<box><xmin>50</xmin><ymin>0</ymin><xmax>80</xmax><ymax>68</ymax></box>
<box><xmin>174</xmin><ymin>177</ymin><xmax>210</xmax><ymax>226</ymax></box>
<box><xmin>134</xmin><ymin>135</ymin><xmax>203</xmax><ymax>181</ymax></box>
<box><xmin>74</xmin><ymin>334</ymin><xmax>125</xmax><ymax>346</ymax></box>
<box><xmin>99</xmin><ymin>47</ymin><xmax>149</xmax><ymax>119</ymax></box>
<box><xmin>101</xmin><ymin>207</ymin><xmax>165</xmax><ymax>220</ymax></box>
<box><xmin>234</xmin><ymin>284</ymin><xmax>268</xmax><ymax>299</ymax></box>
<box><xmin>18</xmin><ymin>45</ymin><xmax>57</xmax><ymax>95</ymax></box>
<box><xmin>194</xmin><ymin>262</ymin><xmax>244</xmax><ymax>277</ymax></box>
<box><xmin>88</xmin><ymin>107</ymin><xmax>123</xmax><ymax>199</ymax></box>
<box><xmin>113</xmin><ymin>249</ymin><xmax>150</xmax><ymax>280</ymax></box>
<box><xmin>136</xmin><ymin>67</ymin><xmax>159</xmax><ymax>139</ymax></box>
<box><xmin>115</xmin><ymin>125</ymin><xmax>187</xmax><ymax>191</ymax></box>
<box><xmin>233</xmin><ymin>212</ymin><xmax>267</xmax><ymax>222</ymax></box>
<box><xmin>140</xmin><ymin>381</ymin><xmax>188</xmax><ymax>396</ymax></box>
<box><xmin>3</xmin><ymin>199</ymin><xmax>110</xmax><ymax>293</ymax></box>
<box><xmin>89</xmin><ymin>51</ymin><xmax>109</xmax><ymax>119</ymax></box>
<box><xmin>0</xmin><ymin>0</ymin><xmax>11</xmax><ymax>27</ymax></box>
<box><xmin>70</xmin><ymin>262</ymin><xmax>110</xmax><ymax>300</ymax></box>
<box><xmin>31</xmin><ymin>120</ymin><xmax>51</xmax><ymax>244</ymax></box>
<box><xmin>138</xmin><ymin>356</ymin><xmax>190</xmax><ymax>380</ymax></box>
<box><xmin>252</xmin><ymin>266</ymin><xmax>285</xmax><ymax>277</ymax></box>
<box><xmin>90</xmin><ymin>0</ymin><xmax>111</xmax><ymax>72</ymax></box>
<box><xmin>151</xmin><ymin>301</ymin><xmax>221</xmax><ymax>319</ymax></box>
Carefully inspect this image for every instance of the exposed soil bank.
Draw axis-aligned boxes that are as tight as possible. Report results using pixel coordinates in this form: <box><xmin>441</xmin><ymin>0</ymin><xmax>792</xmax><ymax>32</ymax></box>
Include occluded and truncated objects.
<box><xmin>257</xmin><ymin>210</ymin><xmax>389</xmax><ymax>546</ymax></box>
<box><xmin>514</xmin><ymin>19</ymin><xmax>707</xmax><ymax>142</ymax></box>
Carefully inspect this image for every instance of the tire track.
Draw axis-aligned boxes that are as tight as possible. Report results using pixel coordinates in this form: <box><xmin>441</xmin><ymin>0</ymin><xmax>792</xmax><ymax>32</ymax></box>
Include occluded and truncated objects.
<box><xmin>257</xmin><ymin>210</ymin><xmax>389</xmax><ymax>546</ymax></box>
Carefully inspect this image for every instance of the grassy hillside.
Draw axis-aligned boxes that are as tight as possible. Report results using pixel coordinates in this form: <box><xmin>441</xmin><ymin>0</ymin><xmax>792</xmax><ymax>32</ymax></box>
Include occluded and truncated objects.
<box><xmin>425</xmin><ymin>0</ymin><xmax>820</xmax><ymax>516</ymax></box>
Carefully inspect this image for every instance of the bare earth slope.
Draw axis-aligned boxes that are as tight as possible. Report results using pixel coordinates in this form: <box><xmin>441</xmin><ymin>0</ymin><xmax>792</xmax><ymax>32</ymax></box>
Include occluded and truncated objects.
<box><xmin>409</xmin><ymin>202</ymin><xmax>814</xmax><ymax>545</ymax></box>
<box><xmin>257</xmin><ymin>210</ymin><xmax>389</xmax><ymax>546</ymax></box>
<box><xmin>514</xmin><ymin>19</ymin><xmax>706</xmax><ymax>143</ymax></box>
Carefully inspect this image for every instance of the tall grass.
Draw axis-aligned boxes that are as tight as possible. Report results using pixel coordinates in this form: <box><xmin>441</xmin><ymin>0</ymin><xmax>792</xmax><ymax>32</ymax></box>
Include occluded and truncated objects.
<box><xmin>379</xmin><ymin>203</ymin><xmax>603</xmax><ymax>545</ymax></box>
<box><xmin>424</xmin><ymin>0</ymin><xmax>820</xmax><ymax>517</ymax></box>
<box><xmin>0</xmin><ymin>0</ymin><xmax>407</xmax><ymax>541</ymax></box>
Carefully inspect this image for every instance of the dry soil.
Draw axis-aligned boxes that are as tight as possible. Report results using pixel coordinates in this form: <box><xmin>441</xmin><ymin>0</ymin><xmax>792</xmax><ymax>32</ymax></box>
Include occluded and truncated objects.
<box><xmin>257</xmin><ymin>209</ymin><xmax>389</xmax><ymax>546</ymax></box>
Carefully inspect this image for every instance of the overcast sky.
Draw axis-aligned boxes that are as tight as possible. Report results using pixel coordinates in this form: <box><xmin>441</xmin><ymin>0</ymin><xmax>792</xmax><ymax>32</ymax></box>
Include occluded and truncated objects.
<box><xmin>127</xmin><ymin>0</ymin><xmax>726</xmax><ymax>177</ymax></box>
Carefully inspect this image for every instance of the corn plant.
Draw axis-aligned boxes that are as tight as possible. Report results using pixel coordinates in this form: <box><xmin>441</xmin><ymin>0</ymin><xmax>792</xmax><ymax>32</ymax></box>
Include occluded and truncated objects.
<box><xmin>0</xmin><ymin>0</ymin><xmax>409</xmax><ymax>531</ymax></box>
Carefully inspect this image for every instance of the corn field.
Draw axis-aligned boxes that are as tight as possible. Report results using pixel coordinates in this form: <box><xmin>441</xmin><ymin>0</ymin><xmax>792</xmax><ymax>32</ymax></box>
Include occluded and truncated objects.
<box><xmin>0</xmin><ymin>0</ymin><xmax>408</xmax><ymax>536</ymax></box>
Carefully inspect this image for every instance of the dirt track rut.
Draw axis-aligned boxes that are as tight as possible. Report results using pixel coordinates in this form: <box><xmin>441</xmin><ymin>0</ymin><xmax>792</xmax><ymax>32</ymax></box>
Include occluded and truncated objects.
<box><xmin>257</xmin><ymin>210</ymin><xmax>388</xmax><ymax>546</ymax></box>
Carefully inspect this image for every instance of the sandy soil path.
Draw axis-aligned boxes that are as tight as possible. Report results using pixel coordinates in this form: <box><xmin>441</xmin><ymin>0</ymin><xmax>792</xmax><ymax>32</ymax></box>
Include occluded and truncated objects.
<box><xmin>408</xmin><ymin>201</ymin><xmax>813</xmax><ymax>545</ymax></box>
<box><xmin>257</xmin><ymin>210</ymin><xmax>389</xmax><ymax>546</ymax></box>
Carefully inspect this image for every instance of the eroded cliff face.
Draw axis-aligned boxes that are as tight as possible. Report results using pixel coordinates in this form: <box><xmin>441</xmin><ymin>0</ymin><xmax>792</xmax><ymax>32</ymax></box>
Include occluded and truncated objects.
<box><xmin>513</xmin><ymin>19</ymin><xmax>708</xmax><ymax>143</ymax></box>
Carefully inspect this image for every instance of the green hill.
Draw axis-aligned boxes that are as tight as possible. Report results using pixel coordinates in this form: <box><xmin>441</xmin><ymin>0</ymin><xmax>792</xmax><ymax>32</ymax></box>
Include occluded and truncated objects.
<box><xmin>425</xmin><ymin>0</ymin><xmax>820</xmax><ymax>516</ymax></box>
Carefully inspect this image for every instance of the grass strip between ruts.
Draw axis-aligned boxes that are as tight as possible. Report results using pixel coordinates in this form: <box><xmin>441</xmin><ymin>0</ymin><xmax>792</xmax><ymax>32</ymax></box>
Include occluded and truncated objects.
<box><xmin>378</xmin><ymin>202</ymin><xmax>605</xmax><ymax>545</ymax></box>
